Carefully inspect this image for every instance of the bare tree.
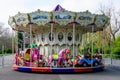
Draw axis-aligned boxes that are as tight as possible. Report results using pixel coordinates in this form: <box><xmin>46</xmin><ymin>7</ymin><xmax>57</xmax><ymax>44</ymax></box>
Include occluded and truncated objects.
<box><xmin>0</xmin><ymin>23</ymin><xmax>12</xmax><ymax>49</ymax></box>
<box><xmin>0</xmin><ymin>22</ymin><xmax>4</xmax><ymax>34</ymax></box>
<box><xmin>98</xmin><ymin>2</ymin><xmax>120</xmax><ymax>41</ymax></box>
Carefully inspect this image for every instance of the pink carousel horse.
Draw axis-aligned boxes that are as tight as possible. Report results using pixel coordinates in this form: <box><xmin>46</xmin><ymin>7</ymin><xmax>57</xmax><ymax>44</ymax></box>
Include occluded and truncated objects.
<box><xmin>24</xmin><ymin>48</ymin><xmax>40</xmax><ymax>67</ymax></box>
<box><xmin>57</xmin><ymin>48</ymin><xmax>70</xmax><ymax>67</ymax></box>
<box><xmin>15</xmin><ymin>53</ymin><xmax>23</xmax><ymax>66</ymax></box>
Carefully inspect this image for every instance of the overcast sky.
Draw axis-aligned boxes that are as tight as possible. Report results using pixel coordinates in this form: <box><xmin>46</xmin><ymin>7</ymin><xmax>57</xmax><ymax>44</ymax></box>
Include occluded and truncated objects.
<box><xmin>0</xmin><ymin>0</ymin><xmax>120</xmax><ymax>28</ymax></box>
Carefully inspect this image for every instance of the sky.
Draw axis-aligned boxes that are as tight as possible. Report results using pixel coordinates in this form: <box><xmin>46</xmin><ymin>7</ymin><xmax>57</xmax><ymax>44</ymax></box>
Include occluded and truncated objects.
<box><xmin>0</xmin><ymin>0</ymin><xmax>120</xmax><ymax>28</ymax></box>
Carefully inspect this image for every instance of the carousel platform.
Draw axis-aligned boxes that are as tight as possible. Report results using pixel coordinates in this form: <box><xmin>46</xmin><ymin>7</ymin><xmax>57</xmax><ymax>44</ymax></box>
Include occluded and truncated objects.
<box><xmin>12</xmin><ymin>65</ymin><xmax>104</xmax><ymax>73</ymax></box>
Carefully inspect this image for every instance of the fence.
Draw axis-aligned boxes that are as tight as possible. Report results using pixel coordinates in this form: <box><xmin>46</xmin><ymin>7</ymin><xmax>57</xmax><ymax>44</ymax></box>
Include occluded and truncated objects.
<box><xmin>103</xmin><ymin>54</ymin><xmax>120</xmax><ymax>67</ymax></box>
<box><xmin>0</xmin><ymin>54</ymin><xmax>14</xmax><ymax>67</ymax></box>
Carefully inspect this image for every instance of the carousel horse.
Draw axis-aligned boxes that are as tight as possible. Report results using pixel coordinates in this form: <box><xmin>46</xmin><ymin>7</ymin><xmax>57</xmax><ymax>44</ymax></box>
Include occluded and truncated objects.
<box><xmin>48</xmin><ymin>54</ymin><xmax>53</xmax><ymax>67</ymax></box>
<box><xmin>15</xmin><ymin>53</ymin><xmax>23</xmax><ymax>66</ymax></box>
<box><xmin>31</xmin><ymin>48</ymin><xmax>40</xmax><ymax>61</ymax></box>
<box><xmin>57</xmin><ymin>48</ymin><xmax>70</xmax><ymax>67</ymax></box>
<box><xmin>24</xmin><ymin>48</ymin><xmax>40</xmax><ymax>67</ymax></box>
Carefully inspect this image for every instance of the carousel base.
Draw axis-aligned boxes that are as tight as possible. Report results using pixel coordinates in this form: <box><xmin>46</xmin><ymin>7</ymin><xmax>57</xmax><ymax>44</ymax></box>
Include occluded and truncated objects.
<box><xmin>12</xmin><ymin>65</ymin><xmax>104</xmax><ymax>73</ymax></box>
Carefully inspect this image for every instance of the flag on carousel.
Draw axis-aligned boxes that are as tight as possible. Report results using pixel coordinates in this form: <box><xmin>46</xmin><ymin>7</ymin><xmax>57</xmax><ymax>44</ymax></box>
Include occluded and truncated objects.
<box><xmin>52</xmin><ymin>4</ymin><xmax>63</xmax><ymax>12</ymax></box>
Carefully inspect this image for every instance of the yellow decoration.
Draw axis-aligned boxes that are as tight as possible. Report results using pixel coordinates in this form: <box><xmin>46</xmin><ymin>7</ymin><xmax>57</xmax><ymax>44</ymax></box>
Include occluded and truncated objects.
<box><xmin>50</xmin><ymin>12</ymin><xmax>53</xmax><ymax>20</ymax></box>
<box><xmin>53</xmin><ymin>54</ymin><xmax>58</xmax><ymax>60</ymax></box>
<box><xmin>74</xmin><ymin>12</ymin><xmax>77</xmax><ymax>21</ymax></box>
<box><xmin>27</xmin><ymin>14</ymin><xmax>31</xmax><ymax>22</ymax></box>
<box><xmin>24</xmin><ymin>53</ymin><xmax>30</xmax><ymax>61</ymax></box>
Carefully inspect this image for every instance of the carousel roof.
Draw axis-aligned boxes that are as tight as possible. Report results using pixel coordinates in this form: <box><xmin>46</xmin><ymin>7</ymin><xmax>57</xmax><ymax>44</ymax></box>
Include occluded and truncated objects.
<box><xmin>8</xmin><ymin>5</ymin><xmax>109</xmax><ymax>34</ymax></box>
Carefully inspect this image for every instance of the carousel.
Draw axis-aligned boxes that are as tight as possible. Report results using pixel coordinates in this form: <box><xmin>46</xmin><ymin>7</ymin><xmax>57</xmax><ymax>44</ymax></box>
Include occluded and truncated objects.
<box><xmin>8</xmin><ymin>5</ymin><xmax>109</xmax><ymax>73</ymax></box>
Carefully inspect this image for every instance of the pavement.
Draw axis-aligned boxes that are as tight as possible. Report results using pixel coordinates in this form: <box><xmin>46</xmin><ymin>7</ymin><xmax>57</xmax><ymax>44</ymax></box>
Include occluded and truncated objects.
<box><xmin>0</xmin><ymin>65</ymin><xmax>120</xmax><ymax>80</ymax></box>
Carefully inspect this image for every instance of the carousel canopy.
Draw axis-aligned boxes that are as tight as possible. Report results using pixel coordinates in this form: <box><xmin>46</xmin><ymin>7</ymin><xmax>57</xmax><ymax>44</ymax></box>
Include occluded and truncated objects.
<box><xmin>8</xmin><ymin>5</ymin><xmax>109</xmax><ymax>34</ymax></box>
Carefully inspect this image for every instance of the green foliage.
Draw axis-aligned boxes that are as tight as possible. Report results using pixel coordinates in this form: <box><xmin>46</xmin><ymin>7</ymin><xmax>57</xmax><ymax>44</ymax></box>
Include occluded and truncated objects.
<box><xmin>0</xmin><ymin>49</ymin><xmax>2</xmax><ymax>54</ymax></box>
<box><xmin>104</xmin><ymin>46</ymin><xmax>111</xmax><ymax>54</ymax></box>
<box><xmin>18</xmin><ymin>32</ymin><xmax>23</xmax><ymax>40</ymax></box>
<box><xmin>112</xmin><ymin>35</ymin><xmax>120</xmax><ymax>58</ymax></box>
<box><xmin>0</xmin><ymin>48</ymin><xmax>12</xmax><ymax>54</ymax></box>
<box><xmin>93</xmin><ymin>46</ymin><xmax>98</xmax><ymax>53</ymax></box>
<box><xmin>5</xmin><ymin>48</ymin><xmax>12</xmax><ymax>53</ymax></box>
<box><xmin>0</xmin><ymin>49</ymin><xmax>5</xmax><ymax>54</ymax></box>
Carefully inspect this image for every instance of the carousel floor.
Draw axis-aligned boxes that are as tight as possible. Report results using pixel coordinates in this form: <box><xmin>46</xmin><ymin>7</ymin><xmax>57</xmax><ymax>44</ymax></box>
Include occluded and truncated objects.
<box><xmin>12</xmin><ymin>65</ymin><xmax>104</xmax><ymax>73</ymax></box>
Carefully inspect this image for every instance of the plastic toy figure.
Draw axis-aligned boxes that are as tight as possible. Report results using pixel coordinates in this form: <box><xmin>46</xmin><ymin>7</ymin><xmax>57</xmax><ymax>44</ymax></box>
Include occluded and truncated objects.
<box><xmin>15</xmin><ymin>53</ymin><xmax>23</xmax><ymax>66</ymax></box>
<box><xmin>57</xmin><ymin>48</ymin><xmax>70</xmax><ymax>67</ymax></box>
<box><xmin>48</xmin><ymin>54</ymin><xmax>53</xmax><ymax>67</ymax></box>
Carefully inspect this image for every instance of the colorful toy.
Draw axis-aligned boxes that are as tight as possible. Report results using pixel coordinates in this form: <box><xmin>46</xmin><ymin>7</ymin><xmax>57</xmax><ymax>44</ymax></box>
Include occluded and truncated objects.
<box><xmin>78</xmin><ymin>57</ymin><xmax>100</xmax><ymax>67</ymax></box>
<box><xmin>24</xmin><ymin>48</ymin><xmax>40</xmax><ymax>67</ymax></box>
<box><xmin>57</xmin><ymin>48</ymin><xmax>70</xmax><ymax>67</ymax></box>
<box><xmin>48</xmin><ymin>54</ymin><xmax>53</xmax><ymax>67</ymax></box>
<box><xmin>15</xmin><ymin>53</ymin><xmax>23</xmax><ymax>66</ymax></box>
